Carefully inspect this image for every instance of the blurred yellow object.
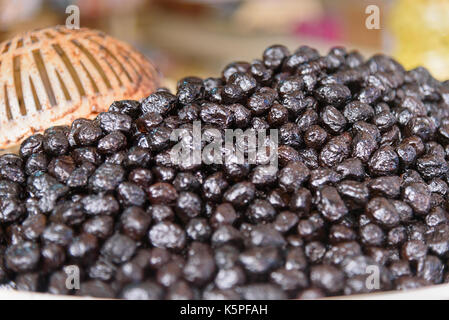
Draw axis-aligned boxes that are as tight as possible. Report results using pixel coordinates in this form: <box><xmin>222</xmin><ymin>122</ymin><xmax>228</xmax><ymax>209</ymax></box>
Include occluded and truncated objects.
<box><xmin>390</xmin><ymin>0</ymin><xmax>449</xmax><ymax>80</ymax></box>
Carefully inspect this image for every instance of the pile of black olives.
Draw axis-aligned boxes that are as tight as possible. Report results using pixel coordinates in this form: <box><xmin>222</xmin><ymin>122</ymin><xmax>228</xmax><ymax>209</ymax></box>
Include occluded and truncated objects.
<box><xmin>1</xmin><ymin>44</ymin><xmax>449</xmax><ymax>299</ymax></box>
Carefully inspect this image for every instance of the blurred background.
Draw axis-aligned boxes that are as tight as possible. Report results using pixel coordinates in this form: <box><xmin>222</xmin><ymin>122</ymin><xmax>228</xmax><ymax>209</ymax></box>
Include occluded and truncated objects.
<box><xmin>0</xmin><ymin>0</ymin><xmax>448</xmax><ymax>84</ymax></box>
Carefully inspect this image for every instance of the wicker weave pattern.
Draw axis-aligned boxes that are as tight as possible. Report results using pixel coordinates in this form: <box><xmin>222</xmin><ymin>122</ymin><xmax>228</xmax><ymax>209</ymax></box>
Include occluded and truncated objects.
<box><xmin>0</xmin><ymin>26</ymin><xmax>160</xmax><ymax>149</ymax></box>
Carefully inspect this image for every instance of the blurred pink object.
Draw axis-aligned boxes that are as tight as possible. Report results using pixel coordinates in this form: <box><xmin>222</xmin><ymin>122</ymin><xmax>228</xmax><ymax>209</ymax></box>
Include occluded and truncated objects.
<box><xmin>293</xmin><ymin>15</ymin><xmax>343</xmax><ymax>41</ymax></box>
<box><xmin>0</xmin><ymin>0</ymin><xmax>42</xmax><ymax>30</ymax></box>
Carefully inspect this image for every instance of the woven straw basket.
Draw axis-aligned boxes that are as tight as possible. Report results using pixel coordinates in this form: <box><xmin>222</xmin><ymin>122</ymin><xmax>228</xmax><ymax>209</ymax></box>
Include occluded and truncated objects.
<box><xmin>0</xmin><ymin>26</ymin><xmax>160</xmax><ymax>150</ymax></box>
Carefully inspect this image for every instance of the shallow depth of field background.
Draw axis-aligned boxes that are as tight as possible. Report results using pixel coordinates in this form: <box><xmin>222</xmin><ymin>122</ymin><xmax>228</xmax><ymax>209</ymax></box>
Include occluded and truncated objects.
<box><xmin>0</xmin><ymin>0</ymin><xmax>448</xmax><ymax>84</ymax></box>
